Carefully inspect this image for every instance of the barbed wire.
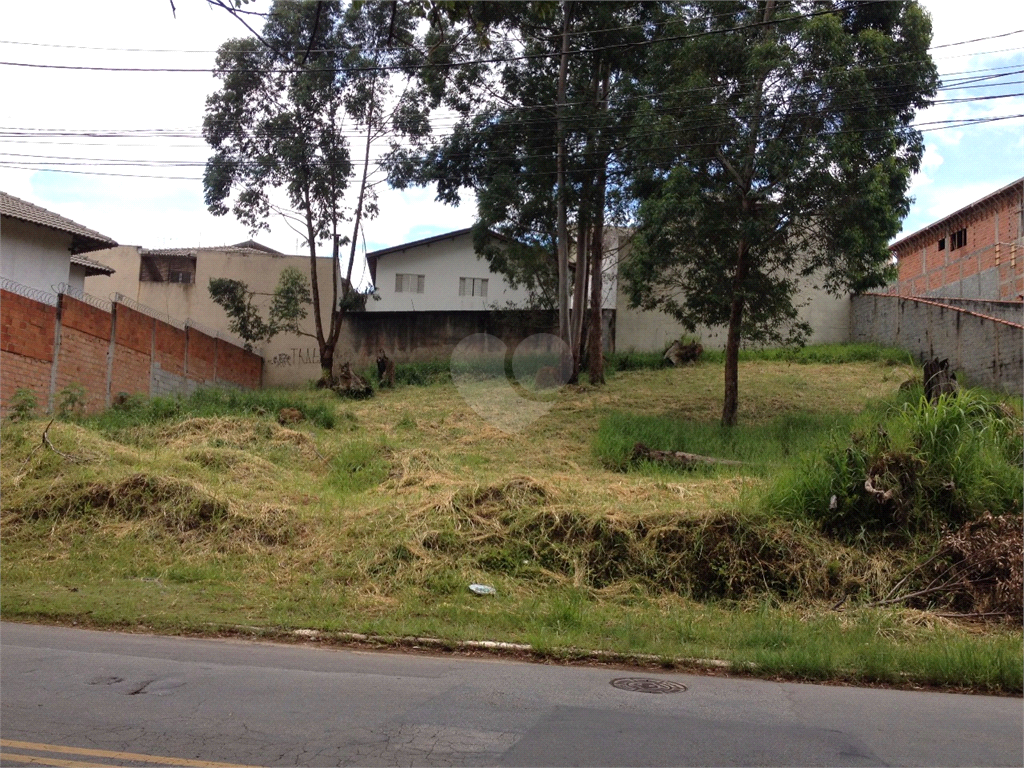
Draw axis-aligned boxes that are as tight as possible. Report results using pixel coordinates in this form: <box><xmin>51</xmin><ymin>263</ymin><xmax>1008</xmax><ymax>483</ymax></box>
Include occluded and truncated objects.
<box><xmin>111</xmin><ymin>292</ymin><xmax>185</xmax><ymax>329</ymax></box>
<box><xmin>1</xmin><ymin>277</ymin><xmax>58</xmax><ymax>306</ymax></box>
<box><xmin>53</xmin><ymin>282</ymin><xmax>112</xmax><ymax>312</ymax></box>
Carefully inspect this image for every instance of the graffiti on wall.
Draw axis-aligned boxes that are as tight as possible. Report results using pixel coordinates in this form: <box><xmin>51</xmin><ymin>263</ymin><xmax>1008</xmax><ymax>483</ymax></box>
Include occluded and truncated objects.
<box><xmin>269</xmin><ymin>348</ymin><xmax>322</xmax><ymax>367</ymax></box>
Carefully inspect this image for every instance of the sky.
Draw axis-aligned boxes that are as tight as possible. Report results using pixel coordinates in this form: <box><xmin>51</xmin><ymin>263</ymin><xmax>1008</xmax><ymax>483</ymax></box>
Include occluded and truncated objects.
<box><xmin>1</xmin><ymin>0</ymin><xmax>1022</xmax><ymax>292</ymax></box>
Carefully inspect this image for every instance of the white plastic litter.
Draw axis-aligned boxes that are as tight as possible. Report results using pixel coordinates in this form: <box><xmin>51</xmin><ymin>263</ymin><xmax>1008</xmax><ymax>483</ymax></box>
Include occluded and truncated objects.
<box><xmin>469</xmin><ymin>584</ymin><xmax>496</xmax><ymax>595</ymax></box>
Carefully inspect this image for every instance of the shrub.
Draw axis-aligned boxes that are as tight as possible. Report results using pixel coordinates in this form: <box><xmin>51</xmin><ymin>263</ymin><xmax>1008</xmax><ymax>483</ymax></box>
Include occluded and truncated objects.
<box><xmin>55</xmin><ymin>383</ymin><xmax>87</xmax><ymax>420</ymax></box>
<box><xmin>763</xmin><ymin>389</ymin><xmax>1023</xmax><ymax>542</ymax></box>
<box><xmin>7</xmin><ymin>388</ymin><xmax>38</xmax><ymax>422</ymax></box>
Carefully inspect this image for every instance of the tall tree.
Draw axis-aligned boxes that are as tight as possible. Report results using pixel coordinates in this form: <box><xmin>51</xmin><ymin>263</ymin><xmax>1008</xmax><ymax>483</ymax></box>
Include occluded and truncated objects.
<box><xmin>623</xmin><ymin>0</ymin><xmax>937</xmax><ymax>424</ymax></box>
<box><xmin>204</xmin><ymin>0</ymin><xmax>425</xmax><ymax>380</ymax></box>
<box><xmin>388</xmin><ymin>2</ymin><xmax>650</xmax><ymax>383</ymax></box>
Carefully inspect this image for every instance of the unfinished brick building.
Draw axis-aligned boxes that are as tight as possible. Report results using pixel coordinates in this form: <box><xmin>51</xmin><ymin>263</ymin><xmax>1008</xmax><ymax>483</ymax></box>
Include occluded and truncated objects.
<box><xmin>887</xmin><ymin>178</ymin><xmax>1024</xmax><ymax>302</ymax></box>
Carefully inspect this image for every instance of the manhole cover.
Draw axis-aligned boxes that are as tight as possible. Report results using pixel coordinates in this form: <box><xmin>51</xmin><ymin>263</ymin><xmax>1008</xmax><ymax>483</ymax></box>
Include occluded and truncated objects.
<box><xmin>610</xmin><ymin>677</ymin><xmax>687</xmax><ymax>694</ymax></box>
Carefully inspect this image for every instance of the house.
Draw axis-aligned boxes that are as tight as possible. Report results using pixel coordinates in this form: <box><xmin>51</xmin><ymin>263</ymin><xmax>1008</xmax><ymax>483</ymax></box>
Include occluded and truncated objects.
<box><xmin>366</xmin><ymin>228</ymin><xmax>535</xmax><ymax>311</ymax></box>
<box><xmin>0</xmin><ymin>191</ymin><xmax>116</xmax><ymax>296</ymax></box>
<box><xmin>366</xmin><ymin>226</ymin><xmax>619</xmax><ymax>312</ymax></box>
<box><xmin>887</xmin><ymin>177</ymin><xmax>1023</xmax><ymax>301</ymax></box>
<box><xmin>85</xmin><ymin>241</ymin><xmax>345</xmax><ymax>387</ymax></box>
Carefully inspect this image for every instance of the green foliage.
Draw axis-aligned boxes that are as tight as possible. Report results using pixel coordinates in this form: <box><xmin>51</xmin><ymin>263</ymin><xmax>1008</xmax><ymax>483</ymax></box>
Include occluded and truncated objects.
<box><xmin>387</xmin><ymin>3</ymin><xmax>653</xmax><ymax>311</ymax></box>
<box><xmin>209</xmin><ymin>267</ymin><xmax>312</xmax><ymax>348</ymax></box>
<box><xmin>603</xmin><ymin>343</ymin><xmax>911</xmax><ymax>374</ymax></box>
<box><xmin>623</xmin><ymin>1</ymin><xmax>938</xmax><ymax>424</ymax></box>
<box><xmin>594</xmin><ymin>411</ymin><xmax>852</xmax><ymax>474</ymax></box>
<box><xmin>204</xmin><ymin>1</ymin><xmax>432</xmax><ymax>373</ymax></box>
<box><xmin>763</xmin><ymin>389</ymin><xmax>1023</xmax><ymax>542</ymax></box>
<box><xmin>7</xmin><ymin>388</ymin><xmax>38</xmax><ymax>422</ymax></box>
<box><xmin>55</xmin><ymin>383</ymin><xmax>86</xmax><ymax>421</ymax></box>
<box><xmin>88</xmin><ymin>387</ymin><xmax>337</xmax><ymax>434</ymax></box>
<box><xmin>326</xmin><ymin>440</ymin><xmax>390</xmax><ymax>494</ymax></box>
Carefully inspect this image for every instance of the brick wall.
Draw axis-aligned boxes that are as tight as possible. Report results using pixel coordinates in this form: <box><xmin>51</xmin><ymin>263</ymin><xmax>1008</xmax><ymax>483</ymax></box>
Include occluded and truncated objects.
<box><xmin>851</xmin><ymin>293</ymin><xmax>1022</xmax><ymax>394</ymax></box>
<box><xmin>0</xmin><ymin>288</ymin><xmax>263</xmax><ymax>417</ymax></box>
<box><xmin>889</xmin><ymin>183</ymin><xmax>1023</xmax><ymax>301</ymax></box>
<box><xmin>55</xmin><ymin>296</ymin><xmax>112</xmax><ymax>413</ymax></box>
<box><xmin>186</xmin><ymin>328</ymin><xmax>217</xmax><ymax>384</ymax></box>
<box><xmin>110</xmin><ymin>305</ymin><xmax>154</xmax><ymax>399</ymax></box>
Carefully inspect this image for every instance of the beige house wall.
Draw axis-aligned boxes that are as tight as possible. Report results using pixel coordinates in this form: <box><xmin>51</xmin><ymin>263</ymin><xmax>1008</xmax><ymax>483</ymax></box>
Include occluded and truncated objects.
<box><xmin>86</xmin><ymin>245</ymin><xmax>346</xmax><ymax>387</ymax></box>
<box><xmin>614</xmin><ymin>252</ymin><xmax>852</xmax><ymax>353</ymax></box>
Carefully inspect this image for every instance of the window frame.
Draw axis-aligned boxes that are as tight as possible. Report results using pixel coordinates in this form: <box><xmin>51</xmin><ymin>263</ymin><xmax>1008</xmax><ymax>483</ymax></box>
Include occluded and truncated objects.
<box><xmin>394</xmin><ymin>273</ymin><xmax>425</xmax><ymax>293</ymax></box>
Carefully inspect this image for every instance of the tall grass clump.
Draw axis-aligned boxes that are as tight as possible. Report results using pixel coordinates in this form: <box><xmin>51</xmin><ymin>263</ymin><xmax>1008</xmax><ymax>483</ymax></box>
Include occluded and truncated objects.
<box><xmin>764</xmin><ymin>389</ymin><xmax>1023</xmax><ymax>541</ymax></box>
<box><xmin>603</xmin><ymin>343</ymin><xmax>911</xmax><ymax>374</ymax></box>
<box><xmin>89</xmin><ymin>387</ymin><xmax>337</xmax><ymax>432</ymax></box>
<box><xmin>594</xmin><ymin>411</ymin><xmax>853</xmax><ymax>474</ymax></box>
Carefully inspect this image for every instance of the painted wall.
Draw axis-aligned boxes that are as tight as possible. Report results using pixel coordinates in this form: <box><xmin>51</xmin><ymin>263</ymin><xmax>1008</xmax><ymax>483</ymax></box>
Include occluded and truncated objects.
<box><xmin>87</xmin><ymin>244</ymin><xmax>345</xmax><ymax>387</ymax></box>
<box><xmin>0</xmin><ymin>217</ymin><xmax>73</xmax><ymax>295</ymax></box>
<box><xmin>369</xmin><ymin>232</ymin><xmax>536</xmax><ymax>312</ymax></box>
<box><xmin>614</xmin><ymin>257</ymin><xmax>852</xmax><ymax>354</ymax></box>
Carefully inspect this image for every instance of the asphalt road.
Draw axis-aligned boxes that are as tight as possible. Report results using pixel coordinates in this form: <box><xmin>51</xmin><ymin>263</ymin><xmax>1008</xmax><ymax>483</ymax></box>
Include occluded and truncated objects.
<box><xmin>1</xmin><ymin>622</ymin><xmax>1020</xmax><ymax>767</ymax></box>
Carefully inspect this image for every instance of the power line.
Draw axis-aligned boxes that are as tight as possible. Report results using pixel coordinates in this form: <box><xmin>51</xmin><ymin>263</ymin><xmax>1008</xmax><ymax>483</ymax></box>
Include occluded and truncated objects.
<box><xmin>2</xmin><ymin>64</ymin><xmax>1018</xmax><ymax>143</ymax></box>
<box><xmin>3</xmin><ymin>113</ymin><xmax>1020</xmax><ymax>183</ymax></box>
<box><xmin>1</xmin><ymin>15</ymin><xmax>1017</xmax><ymax>76</ymax></box>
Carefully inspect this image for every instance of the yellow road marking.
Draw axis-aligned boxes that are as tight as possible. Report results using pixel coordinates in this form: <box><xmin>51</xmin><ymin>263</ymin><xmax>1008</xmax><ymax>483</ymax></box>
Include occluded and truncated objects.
<box><xmin>0</xmin><ymin>741</ymin><xmax>260</xmax><ymax>768</ymax></box>
<box><xmin>0</xmin><ymin>753</ymin><xmax>114</xmax><ymax>768</ymax></box>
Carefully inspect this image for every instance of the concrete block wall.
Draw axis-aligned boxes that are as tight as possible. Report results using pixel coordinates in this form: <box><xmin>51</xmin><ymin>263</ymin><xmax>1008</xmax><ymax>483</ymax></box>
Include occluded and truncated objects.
<box><xmin>0</xmin><ymin>288</ymin><xmax>262</xmax><ymax>417</ymax></box>
<box><xmin>263</xmin><ymin>309</ymin><xmax>615</xmax><ymax>384</ymax></box>
<box><xmin>919</xmin><ymin>297</ymin><xmax>1023</xmax><ymax>325</ymax></box>
<box><xmin>851</xmin><ymin>293</ymin><xmax>1023</xmax><ymax>394</ymax></box>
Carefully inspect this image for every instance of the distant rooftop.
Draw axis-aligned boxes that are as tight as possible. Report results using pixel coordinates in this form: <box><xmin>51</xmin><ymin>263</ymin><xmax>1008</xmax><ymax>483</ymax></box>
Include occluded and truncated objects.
<box><xmin>142</xmin><ymin>240</ymin><xmax>285</xmax><ymax>257</ymax></box>
<box><xmin>0</xmin><ymin>191</ymin><xmax>118</xmax><ymax>254</ymax></box>
<box><xmin>70</xmin><ymin>253</ymin><xmax>115</xmax><ymax>277</ymax></box>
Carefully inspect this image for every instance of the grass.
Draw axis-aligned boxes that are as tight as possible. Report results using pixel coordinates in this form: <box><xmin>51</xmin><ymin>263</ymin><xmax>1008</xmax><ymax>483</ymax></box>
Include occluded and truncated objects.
<box><xmin>1</xmin><ymin>344</ymin><xmax>1020</xmax><ymax>694</ymax></box>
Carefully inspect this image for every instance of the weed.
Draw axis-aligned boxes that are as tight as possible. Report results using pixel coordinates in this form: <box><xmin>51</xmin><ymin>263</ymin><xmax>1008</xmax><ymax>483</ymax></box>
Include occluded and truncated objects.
<box><xmin>6</xmin><ymin>388</ymin><xmax>38</xmax><ymax>422</ymax></box>
<box><xmin>764</xmin><ymin>388</ymin><xmax>1023</xmax><ymax>542</ymax></box>
<box><xmin>56</xmin><ymin>383</ymin><xmax>86</xmax><ymax>420</ymax></box>
<box><xmin>2</xmin><ymin>351</ymin><xmax>1019</xmax><ymax>693</ymax></box>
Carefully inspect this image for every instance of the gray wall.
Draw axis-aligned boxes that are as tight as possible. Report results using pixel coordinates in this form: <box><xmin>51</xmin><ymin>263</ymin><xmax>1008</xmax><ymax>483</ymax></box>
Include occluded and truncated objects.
<box><xmin>915</xmin><ymin>297</ymin><xmax>1024</xmax><ymax>325</ymax></box>
<box><xmin>262</xmin><ymin>309</ymin><xmax>616</xmax><ymax>380</ymax></box>
<box><xmin>851</xmin><ymin>294</ymin><xmax>1023</xmax><ymax>395</ymax></box>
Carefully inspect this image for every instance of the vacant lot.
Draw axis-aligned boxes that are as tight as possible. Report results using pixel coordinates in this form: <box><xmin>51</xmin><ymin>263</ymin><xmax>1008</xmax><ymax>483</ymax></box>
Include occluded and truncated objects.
<box><xmin>2</xmin><ymin>348</ymin><xmax>1021</xmax><ymax>694</ymax></box>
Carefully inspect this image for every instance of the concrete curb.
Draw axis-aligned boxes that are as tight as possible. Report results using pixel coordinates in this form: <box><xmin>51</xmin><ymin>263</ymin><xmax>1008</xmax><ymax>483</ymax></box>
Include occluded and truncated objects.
<box><xmin>287</xmin><ymin>627</ymin><xmax>740</xmax><ymax>671</ymax></box>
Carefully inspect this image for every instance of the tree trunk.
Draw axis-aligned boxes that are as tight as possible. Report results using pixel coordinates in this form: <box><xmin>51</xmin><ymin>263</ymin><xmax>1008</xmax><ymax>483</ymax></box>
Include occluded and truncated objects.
<box><xmin>587</xmin><ymin>166</ymin><xmax>606</xmax><ymax>386</ymax></box>
<box><xmin>722</xmin><ymin>242</ymin><xmax>748</xmax><ymax>427</ymax></box>
<box><xmin>302</xmin><ymin>196</ymin><xmax>331</xmax><ymax>382</ymax></box>
<box><xmin>587</xmin><ymin>68</ymin><xmax>610</xmax><ymax>387</ymax></box>
<box><xmin>555</xmin><ymin>0</ymin><xmax>572</xmax><ymax>378</ymax></box>
<box><xmin>570</xmin><ymin>222</ymin><xmax>589</xmax><ymax>378</ymax></box>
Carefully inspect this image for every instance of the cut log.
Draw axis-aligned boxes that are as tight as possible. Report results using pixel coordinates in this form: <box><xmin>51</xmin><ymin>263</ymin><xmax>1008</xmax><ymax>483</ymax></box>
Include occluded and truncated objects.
<box><xmin>630</xmin><ymin>442</ymin><xmax>743</xmax><ymax>469</ymax></box>
<box><xmin>664</xmin><ymin>341</ymin><xmax>703</xmax><ymax>366</ymax></box>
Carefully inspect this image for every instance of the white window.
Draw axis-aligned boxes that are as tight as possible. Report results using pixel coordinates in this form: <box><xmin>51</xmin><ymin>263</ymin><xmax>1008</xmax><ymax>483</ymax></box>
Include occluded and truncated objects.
<box><xmin>459</xmin><ymin>277</ymin><xmax>488</xmax><ymax>297</ymax></box>
<box><xmin>395</xmin><ymin>273</ymin><xmax>425</xmax><ymax>293</ymax></box>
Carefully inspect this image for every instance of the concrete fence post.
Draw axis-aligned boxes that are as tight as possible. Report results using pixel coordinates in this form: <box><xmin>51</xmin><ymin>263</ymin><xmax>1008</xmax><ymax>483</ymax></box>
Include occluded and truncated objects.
<box><xmin>47</xmin><ymin>293</ymin><xmax>64</xmax><ymax>414</ymax></box>
<box><xmin>106</xmin><ymin>301</ymin><xmax>118</xmax><ymax>408</ymax></box>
